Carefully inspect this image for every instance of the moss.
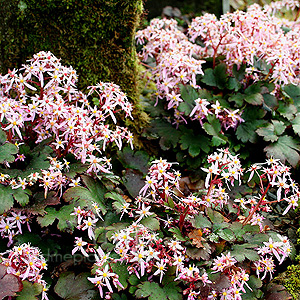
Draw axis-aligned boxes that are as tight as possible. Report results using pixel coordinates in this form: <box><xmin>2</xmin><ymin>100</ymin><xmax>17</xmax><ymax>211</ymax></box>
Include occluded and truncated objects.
<box><xmin>275</xmin><ymin>264</ymin><xmax>300</xmax><ymax>299</ymax></box>
<box><xmin>0</xmin><ymin>0</ymin><xmax>147</xmax><ymax>135</ymax></box>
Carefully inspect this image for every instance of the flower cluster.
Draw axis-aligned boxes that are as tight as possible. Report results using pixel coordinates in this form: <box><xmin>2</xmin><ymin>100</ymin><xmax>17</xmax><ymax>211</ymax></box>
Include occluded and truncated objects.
<box><xmin>208</xmin><ymin>252</ymin><xmax>252</xmax><ymax>300</ymax></box>
<box><xmin>71</xmin><ymin>203</ymin><xmax>104</xmax><ymax>243</ymax></box>
<box><xmin>0</xmin><ymin>51</ymin><xmax>133</xmax><ymax>164</ymax></box>
<box><xmin>88</xmin><ymin>248</ymin><xmax>123</xmax><ymax>298</ymax></box>
<box><xmin>0</xmin><ymin>243</ymin><xmax>48</xmax><ymax>299</ymax></box>
<box><xmin>69</xmin><ymin>148</ymin><xmax>297</xmax><ymax>299</ymax></box>
<box><xmin>111</xmin><ymin>223</ymin><xmax>212</xmax><ymax>299</ymax></box>
<box><xmin>190</xmin><ymin>99</ymin><xmax>243</xmax><ymax>130</ymax></box>
<box><xmin>188</xmin><ymin>2</ymin><xmax>300</xmax><ymax>85</ymax></box>
<box><xmin>0</xmin><ymin>211</ymin><xmax>31</xmax><ymax>246</ymax></box>
<box><xmin>136</xmin><ymin>19</ymin><xmax>243</xmax><ymax>128</ymax></box>
<box><xmin>233</xmin><ymin>157</ymin><xmax>300</xmax><ymax>228</ymax></box>
<box><xmin>255</xmin><ymin>236</ymin><xmax>292</xmax><ymax>280</ymax></box>
<box><xmin>0</xmin><ymin>156</ymin><xmax>74</xmax><ymax>201</ymax></box>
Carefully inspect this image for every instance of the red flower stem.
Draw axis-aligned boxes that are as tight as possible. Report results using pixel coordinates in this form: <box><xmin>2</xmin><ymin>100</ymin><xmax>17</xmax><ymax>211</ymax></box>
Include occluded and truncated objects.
<box><xmin>179</xmin><ymin>206</ymin><xmax>190</xmax><ymax>231</ymax></box>
<box><xmin>242</xmin><ymin>183</ymin><xmax>271</xmax><ymax>225</ymax></box>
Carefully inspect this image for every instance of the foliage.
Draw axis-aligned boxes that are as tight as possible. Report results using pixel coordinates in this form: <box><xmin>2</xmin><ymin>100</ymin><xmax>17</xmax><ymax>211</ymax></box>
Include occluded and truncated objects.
<box><xmin>137</xmin><ymin>1</ymin><xmax>300</xmax><ymax>170</ymax></box>
<box><xmin>1</xmin><ymin>1</ymin><xmax>300</xmax><ymax>300</ymax></box>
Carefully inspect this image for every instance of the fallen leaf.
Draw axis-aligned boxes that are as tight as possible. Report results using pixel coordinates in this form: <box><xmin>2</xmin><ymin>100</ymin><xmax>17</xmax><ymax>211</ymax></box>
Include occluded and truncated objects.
<box><xmin>188</xmin><ymin>229</ymin><xmax>205</xmax><ymax>248</ymax></box>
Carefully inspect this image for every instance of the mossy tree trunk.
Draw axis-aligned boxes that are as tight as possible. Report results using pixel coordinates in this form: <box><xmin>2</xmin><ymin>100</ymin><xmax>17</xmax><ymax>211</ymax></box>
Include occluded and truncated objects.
<box><xmin>0</xmin><ymin>0</ymin><xmax>146</xmax><ymax>129</ymax></box>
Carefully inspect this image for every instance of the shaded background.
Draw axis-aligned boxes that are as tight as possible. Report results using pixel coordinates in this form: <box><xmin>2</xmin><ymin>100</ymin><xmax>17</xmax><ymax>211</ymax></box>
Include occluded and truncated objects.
<box><xmin>143</xmin><ymin>0</ymin><xmax>222</xmax><ymax>19</ymax></box>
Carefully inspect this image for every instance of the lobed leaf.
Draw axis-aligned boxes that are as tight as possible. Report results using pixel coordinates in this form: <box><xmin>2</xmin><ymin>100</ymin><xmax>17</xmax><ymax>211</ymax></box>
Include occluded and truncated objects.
<box><xmin>192</xmin><ymin>213</ymin><xmax>212</xmax><ymax>228</ymax></box>
<box><xmin>117</xmin><ymin>147</ymin><xmax>149</xmax><ymax>175</ymax></box>
<box><xmin>16</xmin><ymin>281</ymin><xmax>43</xmax><ymax>300</ymax></box>
<box><xmin>0</xmin><ymin>143</ymin><xmax>18</xmax><ymax>164</ymax></box>
<box><xmin>140</xmin><ymin>215</ymin><xmax>160</xmax><ymax>231</ymax></box>
<box><xmin>256</xmin><ymin>120</ymin><xmax>286</xmax><ymax>142</ymax></box>
<box><xmin>135</xmin><ymin>281</ymin><xmax>181</xmax><ymax>300</ymax></box>
<box><xmin>179</xmin><ymin>128</ymin><xmax>210</xmax><ymax>157</ymax></box>
<box><xmin>264</xmin><ymin>135</ymin><xmax>300</xmax><ymax>167</ymax></box>
<box><xmin>203</xmin><ymin>115</ymin><xmax>228</xmax><ymax>146</ymax></box>
<box><xmin>54</xmin><ymin>272</ymin><xmax>97</xmax><ymax>300</ymax></box>
<box><xmin>111</xmin><ymin>262</ymin><xmax>130</xmax><ymax>290</ymax></box>
<box><xmin>291</xmin><ymin>114</ymin><xmax>300</xmax><ymax>136</ymax></box>
<box><xmin>178</xmin><ymin>84</ymin><xmax>198</xmax><ymax>115</ymax></box>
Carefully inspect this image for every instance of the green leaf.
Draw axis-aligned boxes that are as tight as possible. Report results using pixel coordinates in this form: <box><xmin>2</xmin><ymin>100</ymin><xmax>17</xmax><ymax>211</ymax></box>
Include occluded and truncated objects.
<box><xmin>178</xmin><ymin>84</ymin><xmax>199</xmax><ymax>115</ymax></box>
<box><xmin>232</xmin><ymin>64</ymin><xmax>246</xmax><ymax>81</ymax></box>
<box><xmin>36</xmin><ymin>207</ymin><xmax>58</xmax><ymax>227</ymax></box>
<box><xmin>117</xmin><ymin>147</ymin><xmax>149</xmax><ymax>175</ymax></box>
<box><xmin>273</xmin><ymin>120</ymin><xmax>286</xmax><ymax>135</ymax></box>
<box><xmin>140</xmin><ymin>215</ymin><xmax>160</xmax><ymax>231</ymax></box>
<box><xmin>179</xmin><ymin>128</ymin><xmax>210</xmax><ymax>157</ymax></box>
<box><xmin>0</xmin><ymin>128</ymin><xmax>7</xmax><ymax>145</ymax></box>
<box><xmin>0</xmin><ymin>143</ymin><xmax>18</xmax><ymax>163</ymax></box>
<box><xmin>128</xmin><ymin>275</ymin><xmax>140</xmax><ymax>286</ymax></box>
<box><xmin>203</xmin><ymin>115</ymin><xmax>228</xmax><ymax>146</ymax></box>
<box><xmin>192</xmin><ymin>213</ymin><xmax>212</xmax><ymax>228</ymax></box>
<box><xmin>283</xmin><ymin>84</ymin><xmax>300</xmax><ymax>106</ymax></box>
<box><xmin>236</xmin><ymin>107</ymin><xmax>266</xmax><ymax>143</ymax></box>
<box><xmin>25</xmin><ymin>145</ymin><xmax>52</xmax><ymax>172</ymax></box>
<box><xmin>81</xmin><ymin>175</ymin><xmax>106</xmax><ymax>211</ymax></box>
<box><xmin>256</xmin><ymin>120</ymin><xmax>286</xmax><ymax>142</ymax></box>
<box><xmin>248</xmin><ymin>275</ymin><xmax>262</xmax><ymax>289</ymax></box>
<box><xmin>105</xmin><ymin>191</ymin><xmax>124</xmax><ymax>203</ymax></box>
<box><xmin>12</xmin><ymin>188</ymin><xmax>32</xmax><ymax>206</ymax></box>
<box><xmin>214</xmin><ymin>63</ymin><xmax>228</xmax><ymax>89</ymax></box>
<box><xmin>169</xmin><ymin>227</ymin><xmax>187</xmax><ymax>242</ymax></box>
<box><xmin>243</xmin><ymin>249</ymin><xmax>260</xmax><ymax>261</ymax></box>
<box><xmin>0</xmin><ymin>185</ymin><xmax>31</xmax><ymax>213</ymax></box>
<box><xmin>65</xmin><ymin>163</ymin><xmax>89</xmax><ymax>179</ymax></box>
<box><xmin>277</xmin><ymin>101</ymin><xmax>297</xmax><ymax>119</ymax></box>
<box><xmin>244</xmin><ymin>93</ymin><xmax>263</xmax><ymax>105</ymax></box>
<box><xmin>63</xmin><ymin>183</ymin><xmax>106</xmax><ymax>214</ymax></box>
<box><xmin>149</xmin><ymin>119</ymin><xmax>181</xmax><ymax>150</ymax></box>
<box><xmin>0</xmin><ymin>185</ymin><xmax>14</xmax><ymax>213</ymax></box>
<box><xmin>228</xmin><ymin>93</ymin><xmax>245</xmax><ymax>108</ymax></box>
<box><xmin>245</xmin><ymin>83</ymin><xmax>261</xmax><ymax>95</ymax></box>
<box><xmin>231</xmin><ymin>244</ymin><xmax>260</xmax><ymax>262</ymax></box>
<box><xmin>163</xmin><ymin>281</ymin><xmax>182</xmax><ymax>300</ymax></box>
<box><xmin>54</xmin><ymin>272</ymin><xmax>97</xmax><ymax>300</ymax></box>
<box><xmin>111</xmin><ymin>262</ymin><xmax>130</xmax><ymax>290</ymax></box>
<box><xmin>291</xmin><ymin>114</ymin><xmax>300</xmax><ymax>136</ymax></box>
<box><xmin>236</xmin><ymin>122</ymin><xmax>259</xmax><ymax>143</ymax></box>
<box><xmin>217</xmin><ymin>228</ymin><xmax>235</xmax><ymax>241</ymax></box>
<box><xmin>202</xmin><ymin>64</ymin><xmax>228</xmax><ymax>89</ymax></box>
<box><xmin>37</xmin><ymin>204</ymin><xmax>77</xmax><ymax>231</ymax></box>
<box><xmin>264</xmin><ymin>135</ymin><xmax>300</xmax><ymax>167</ymax></box>
<box><xmin>263</xmin><ymin>93</ymin><xmax>278</xmax><ymax>109</ymax></box>
<box><xmin>206</xmin><ymin>207</ymin><xmax>224</xmax><ymax>223</ymax></box>
<box><xmin>201</xmin><ymin>68</ymin><xmax>216</xmax><ymax>87</ymax></box>
<box><xmin>227</xmin><ymin>77</ymin><xmax>241</xmax><ymax>91</ymax></box>
<box><xmin>242</xmin><ymin>275</ymin><xmax>263</xmax><ymax>300</ymax></box>
<box><xmin>112</xmin><ymin>294</ymin><xmax>128</xmax><ymax>300</ymax></box>
<box><xmin>135</xmin><ymin>282</ymin><xmax>166</xmax><ymax>300</ymax></box>
<box><xmin>16</xmin><ymin>281</ymin><xmax>43</xmax><ymax>300</ymax></box>
<box><xmin>243</xmin><ymin>233</ymin><xmax>269</xmax><ymax>244</ymax></box>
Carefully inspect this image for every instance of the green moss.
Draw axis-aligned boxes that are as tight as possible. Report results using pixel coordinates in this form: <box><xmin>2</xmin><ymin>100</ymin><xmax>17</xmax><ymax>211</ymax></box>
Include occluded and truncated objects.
<box><xmin>275</xmin><ymin>264</ymin><xmax>300</xmax><ymax>299</ymax></box>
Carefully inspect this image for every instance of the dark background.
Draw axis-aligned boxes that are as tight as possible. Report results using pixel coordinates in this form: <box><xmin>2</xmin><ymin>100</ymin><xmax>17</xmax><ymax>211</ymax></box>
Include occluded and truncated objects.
<box><xmin>143</xmin><ymin>0</ymin><xmax>222</xmax><ymax>19</ymax></box>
